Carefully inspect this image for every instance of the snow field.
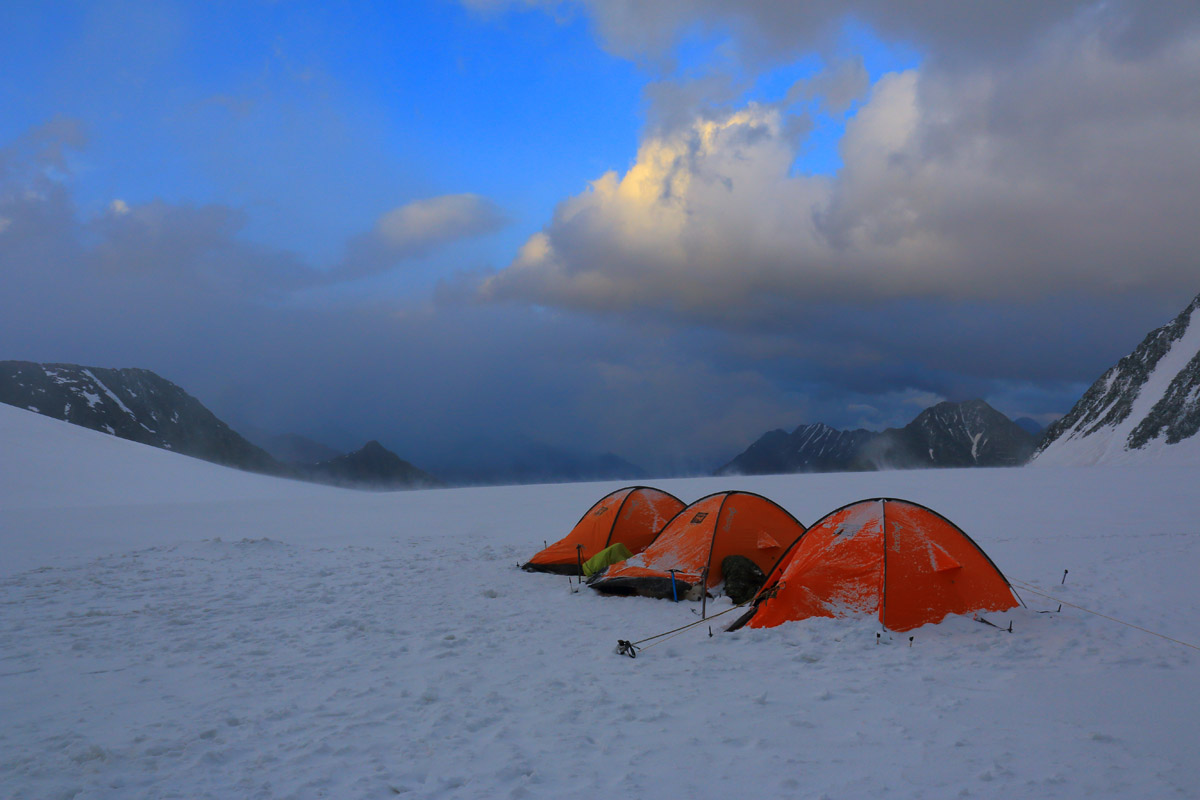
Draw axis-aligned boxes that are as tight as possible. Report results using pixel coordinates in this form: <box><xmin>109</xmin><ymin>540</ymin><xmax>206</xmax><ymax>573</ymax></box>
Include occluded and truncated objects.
<box><xmin>1</xmin><ymin>405</ymin><xmax>1198</xmax><ymax>798</ymax></box>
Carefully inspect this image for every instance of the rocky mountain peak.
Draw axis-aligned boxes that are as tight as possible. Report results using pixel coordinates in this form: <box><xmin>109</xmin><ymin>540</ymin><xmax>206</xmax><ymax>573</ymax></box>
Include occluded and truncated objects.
<box><xmin>0</xmin><ymin>360</ymin><xmax>279</xmax><ymax>473</ymax></box>
<box><xmin>312</xmin><ymin>440</ymin><xmax>439</xmax><ymax>488</ymax></box>
<box><xmin>1034</xmin><ymin>291</ymin><xmax>1200</xmax><ymax>465</ymax></box>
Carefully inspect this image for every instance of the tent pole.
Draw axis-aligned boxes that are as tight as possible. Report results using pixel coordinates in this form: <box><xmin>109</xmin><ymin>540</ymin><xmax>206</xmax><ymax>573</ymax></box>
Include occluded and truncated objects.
<box><xmin>880</xmin><ymin>499</ymin><xmax>888</xmax><ymax>630</ymax></box>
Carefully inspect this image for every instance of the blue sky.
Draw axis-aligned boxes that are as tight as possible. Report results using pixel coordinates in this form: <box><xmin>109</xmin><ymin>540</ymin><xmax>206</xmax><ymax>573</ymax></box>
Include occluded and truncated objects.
<box><xmin>3</xmin><ymin>1</ymin><xmax>1199</xmax><ymax>474</ymax></box>
<box><xmin>2</xmin><ymin>3</ymin><xmax>639</xmax><ymax>265</ymax></box>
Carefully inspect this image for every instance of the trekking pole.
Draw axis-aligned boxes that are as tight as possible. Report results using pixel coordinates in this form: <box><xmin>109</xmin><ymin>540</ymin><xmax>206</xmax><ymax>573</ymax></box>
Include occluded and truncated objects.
<box><xmin>699</xmin><ymin>567</ymin><xmax>709</xmax><ymax>619</ymax></box>
<box><xmin>1061</xmin><ymin>569</ymin><xmax>1068</xmax><ymax>585</ymax></box>
<box><xmin>576</xmin><ymin>544</ymin><xmax>585</xmax><ymax>582</ymax></box>
<box><xmin>667</xmin><ymin>569</ymin><xmax>679</xmax><ymax>602</ymax></box>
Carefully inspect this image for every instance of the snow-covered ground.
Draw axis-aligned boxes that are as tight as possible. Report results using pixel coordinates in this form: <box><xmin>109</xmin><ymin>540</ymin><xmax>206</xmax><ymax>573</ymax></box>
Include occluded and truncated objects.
<box><xmin>2</xmin><ymin>403</ymin><xmax>1198</xmax><ymax>799</ymax></box>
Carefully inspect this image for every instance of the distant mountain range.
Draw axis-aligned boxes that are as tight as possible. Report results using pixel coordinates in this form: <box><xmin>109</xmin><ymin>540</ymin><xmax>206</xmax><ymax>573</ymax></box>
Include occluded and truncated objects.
<box><xmin>0</xmin><ymin>361</ymin><xmax>437</xmax><ymax>489</ymax></box>
<box><xmin>0</xmin><ymin>360</ymin><xmax>643</xmax><ymax>488</ymax></box>
<box><xmin>1033</xmin><ymin>291</ymin><xmax>1200</xmax><ymax>466</ymax></box>
<box><xmin>719</xmin><ymin>398</ymin><xmax>1038</xmax><ymax>475</ymax></box>
<box><xmin>23</xmin><ymin>307</ymin><xmax>1199</xmax><ymax>488</ymax></box>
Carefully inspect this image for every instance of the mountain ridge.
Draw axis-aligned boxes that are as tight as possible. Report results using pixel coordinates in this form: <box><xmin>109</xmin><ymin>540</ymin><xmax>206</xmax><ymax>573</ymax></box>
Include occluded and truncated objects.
<box><xmin>0</xmin><ymin>361</ymin><xmax>440</xmax><ymax>488</ymax></box>
<box><xmin>0</xmin><ymin>360</ymin><xmax>280</xmax><ymax>473</ymax></box>
<box><xmin>718</xmin><ymin>398</ymin><xmax>1037</xmax><ymax>475</ymax></box>
<box><xmin>1033</xmin><ymin>292</ymin><xmax>1200</xmax><ymax>465</ymax></box>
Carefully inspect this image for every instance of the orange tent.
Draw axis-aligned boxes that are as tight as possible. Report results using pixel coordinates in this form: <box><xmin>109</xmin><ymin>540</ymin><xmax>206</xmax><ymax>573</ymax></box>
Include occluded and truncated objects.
<box><xmin>731</xmin><ymin>498</ymin><xmax>1019</xmax><ymax>632</ymax></box>
<box><xmin>588</xmin><ymin>491</ymin><xmax>806</xmax><ymax>600</ymax></box>
<box><xmin>522</xmin><ymin>486</ymin><xmax>685</xmax><ymax>575</ymax></box>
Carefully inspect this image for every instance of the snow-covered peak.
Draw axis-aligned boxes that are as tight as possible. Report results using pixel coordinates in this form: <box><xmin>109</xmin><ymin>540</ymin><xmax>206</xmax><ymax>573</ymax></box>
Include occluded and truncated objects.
<box><xmin>1033</xmin><ymin>293</ymin><xmax>1200</xmax><ymax>466</ymax></box>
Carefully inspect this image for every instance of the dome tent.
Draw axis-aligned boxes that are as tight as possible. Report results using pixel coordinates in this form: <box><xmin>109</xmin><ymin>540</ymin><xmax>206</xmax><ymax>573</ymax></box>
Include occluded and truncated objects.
<box><xmin>588</xmin><ymin>491</ymin><xmax>806</xmax><ymax>600</ymax></box>
<box><xmin>730</xmin><ymin>498</ymin><xmax>1019</xmax><ymax>632</ymax></box>
<box><xmin>522</xmin><ymin>486</ymin><xmax>685</xmax><ymax>576</ymax></box>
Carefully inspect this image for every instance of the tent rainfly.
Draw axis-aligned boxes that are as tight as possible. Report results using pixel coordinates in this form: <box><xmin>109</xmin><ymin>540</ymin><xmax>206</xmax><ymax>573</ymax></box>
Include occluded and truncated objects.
<box><xmin>729</xmin><ymin>498</ymin><xmax>1020</xmax><ymax>632</ymax></box>
<box><xmin>587</xmin><ymin>491</ymin><xmax>806</xmax><ymax>600</ymax></box>
<box><xmin>522</xmin><ymin>486</ymin><xmax>685</xmax><ymax>575</ymax></box>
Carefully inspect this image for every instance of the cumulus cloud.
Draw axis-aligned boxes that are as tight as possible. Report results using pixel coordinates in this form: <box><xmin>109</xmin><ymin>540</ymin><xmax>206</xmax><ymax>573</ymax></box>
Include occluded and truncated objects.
<box><xmin>85</xmin><ymin>198</ymin><xmax>315</xmax><ymax>301</ymax></box>
<box><xmin>0</xmin><ymin>124</ymin><xmax>507</xmax><ymax>305</ymax></box>
<box><xmin>481</xmin><ymin>13</ymin><xmax>1200</xmax><ymax>323</ymax></box>
<box><xmin>793</xmin><ymin>57</ymin><xmax>870</xmax><ymax>114</ymax></box>
<box><xmin>480</xmin><ymin>103</ymin><xmax>836</xmax><ymax>318</ymax></box>
<box><xmin>482</xmin><ymin>1</ymin><xmax>1195</xmax><ymax>68</ymax></box>
<box><xmin>337</xmin><ymin>193</ymin><xmax>507</xmax><ymax>280</ymax></box>
<box><xmin>378</xmin><ymin>194</ymin><xmax>504</xmax><ymax>249</ymax></box>
<box><xmin>0</xmin><ymin>118</ymin><xmax>89</xmax><ymax>214</ymax></box>
<box><xmin>0</xmin><ymin>117</ymin><xmax>88</xmax><ymax>177</ymax></box>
